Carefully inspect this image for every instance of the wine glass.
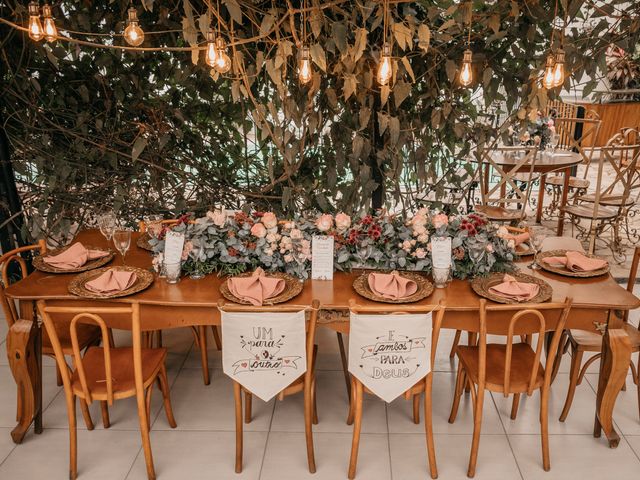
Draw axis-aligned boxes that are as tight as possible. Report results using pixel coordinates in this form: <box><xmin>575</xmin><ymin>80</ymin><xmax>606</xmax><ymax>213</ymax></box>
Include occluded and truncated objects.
<box><xmin>113</xmin><ymin>229</ymin><xmax>132</xmax><ymax>265</ymax></box>
<box><xmin>189</xmin><ymin>243</ymin><xmax>204</xmax><ymax>280</ymax></box>
<box><xmin>98</xmin><ymin>213</ymin><xmax>116</xmax><ymax>242</ymax></box>
<box><xmin>527</xmin><ymin>225</ymin><xmax>548</xmax><ymax>270</ymax></box>
<box><xmin>291</xmin><ymin>240</ymin><xmax>308</xmax><ymax>281</ymax></box>
<box><xmin>550</xmin><ymin>132</ymin><xmax>560</xmax><ymax>155</ymax></box>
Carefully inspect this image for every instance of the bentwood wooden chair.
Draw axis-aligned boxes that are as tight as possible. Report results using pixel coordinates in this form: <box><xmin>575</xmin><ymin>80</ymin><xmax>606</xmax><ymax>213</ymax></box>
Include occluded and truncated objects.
<box><xmin>558</xmin><ymin>246</ymin><xmax>640</xmax><ymax>422</ymax></box>
<box><xmin>218</xmin><ymin>299</ymin><xmax>320</xmax><ymax>474</ymax></box>
<box><xmin>0</xmin><ymin>242</ymin><xmax>103</xmax><ymax>428</ymax></box>
<box><xmin>563</xmin><ymin>132</ymin><xmax>640</xmax><ymax>256</ymax></box>
<box><xmin>347</xmin><ymin>300</ymin><xmax>446</xmax><ymax>479</ymax></box>
<box><xmin>449</xmin><ymin>298</ymin><xmax>572</xmax><ymax>477</ymax></box>
<box><xmin>37</xmin><ymin>301</ymin><xmax>176</xmax><ymax>480</ymax></box>
<box><xmin>476</xmin><ymin>146</ymin><xmax>538</xmax><ymax>223</ymax></box>
<box><xmin>138</xmin><ymin>219</ymin><xmax>222</xmax><ymax>385</ymax></box>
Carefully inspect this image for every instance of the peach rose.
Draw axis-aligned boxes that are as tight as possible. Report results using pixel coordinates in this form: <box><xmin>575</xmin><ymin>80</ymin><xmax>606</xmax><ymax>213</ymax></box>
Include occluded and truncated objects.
<box><xmin>250</xmin><ymin>223</ymin><xmax>267</xmax><ymax>238</ymax></box>
<box><xmin>206</xmin><ymin>209</ymin><xmax>226</xmax><ymax>227</ymax></box>
<box><xmin>432</xmin><ymin>213</ymin><xmax>449</xmax><ymax>229</ymax></box>
<box><xmin>316</xmin><ymin>214</ymin><xmax>334</xmax><ymax>232</ymax></box>
<box><xmin>262</xmin><ymin>212</ymin><xmax>278</xmax><ymax>229</ymax></box>
<box><xmin>414</xmin><ymin>248</ymin><xmax>427</xmax><ymax>259</ymax></box>
<box><xmin>335</xmin><ymin>213</ymin><xmax>351</xmax><ymax>231</ymax></box>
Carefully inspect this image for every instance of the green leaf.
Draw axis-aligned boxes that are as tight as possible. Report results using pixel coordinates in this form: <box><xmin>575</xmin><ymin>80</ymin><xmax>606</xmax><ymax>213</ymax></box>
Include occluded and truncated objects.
<box><xmin>132</xmin><ymin>137</ymin><xmax>147</xmax><ymax>161</ymax></box>
<box><xmin>392</xmin><ymin>22</ymin><xmax>412</xmax><ymax>51</ymax></box>
<box><xmin>310</xmin><ymin>43</ymin><xmax>327</xmax><ymax>71</ymax></box>
<box><xmin>224</xmin><ymin>0</ymin><xmax>243</xmax><ymax>24</ymax></box>
<box><xmin>393</xmin><ymin>80</ymin><xmax>412</xmax><ymax>108</ymax></box>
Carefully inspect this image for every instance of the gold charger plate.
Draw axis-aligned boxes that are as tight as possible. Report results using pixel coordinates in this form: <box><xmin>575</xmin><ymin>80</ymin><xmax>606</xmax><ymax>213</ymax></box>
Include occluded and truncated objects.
<box><xmin>220</xmin><ymin>271</ymin><xmax>303</xmax><ymax>305</ymax></box>
<box><xmin>68</xmin><ymin>266</ymin><xmax>154</xmax><ymax>299</ymax></box>
<box><xmin>136</xmin><ymin>234</ymin><xmax>155</xmax><ymax>252</ymax></box>
<box><xmin>471</xmin><ymin>272</ymin><xmax>552</xmax><ymax>304</ymax></box>
<box><xmin>515</xmin><ymin>242</ymin><xmax>534</xmax><ymax>256</ymax></box>
<box><xmin>353</xmin><ymin>271</ymin><xmax>434</xmax><ymax>304</ymax></box>
<box><xmin>33</xmin><ymin>245</ymin><xmax>114</xmax><ymax>274</ymax></box>
<box><xmin>537</xmin><ymin>249</ymin><xmax>610</xmax><ymax>278</ymax></box>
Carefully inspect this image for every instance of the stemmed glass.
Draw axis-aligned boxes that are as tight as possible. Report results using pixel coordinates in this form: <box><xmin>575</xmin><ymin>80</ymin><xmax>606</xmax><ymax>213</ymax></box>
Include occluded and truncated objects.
<box><xmin>527</xmin><ymin>225</ymin><xmax>548</xmax><ymax>270</ymax></box>
<box><xmin>550</xmin><ymin>132</ymin><xmax>560</xmax><ymax>155</ymax></box>
<box><xmin>189</xmin><ymin>243</ymin><xmax>204</xmax><ymax>280</ymax></box>
<box><xmin>98</xmin><ymin>213</ymin><xmax>116</xmax><ymax>242</ymax></box>
<box><xmin>113</xmin><ymin>229</ymin><xmax>132</xmax><ymax>265</ymax></box>
<box><xmin>291</xmin><ymin>240</ymin><xmax>308</xmax><ymax>281</ymax></box>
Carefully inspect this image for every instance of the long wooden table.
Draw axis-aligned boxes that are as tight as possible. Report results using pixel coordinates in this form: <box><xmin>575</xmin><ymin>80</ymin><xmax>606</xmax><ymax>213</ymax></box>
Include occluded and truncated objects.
<box><xmin>4</xmin><ymin>230</ymin><xmax>639</xmax><ymax>449</ymax></box>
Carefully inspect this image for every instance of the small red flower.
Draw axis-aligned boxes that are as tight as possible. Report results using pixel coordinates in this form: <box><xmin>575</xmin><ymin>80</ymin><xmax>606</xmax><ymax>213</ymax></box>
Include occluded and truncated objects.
<box><xmin>228</xmin><ymin>247</ymin><xmax>239</xmax><ymax>257</ymax></box>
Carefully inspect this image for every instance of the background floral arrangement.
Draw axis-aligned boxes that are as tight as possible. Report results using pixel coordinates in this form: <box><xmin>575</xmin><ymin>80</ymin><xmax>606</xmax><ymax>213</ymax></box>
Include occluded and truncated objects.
<box><xmin>511</xmin><ymin>112</ymin><xmax>556</xmax><ymax>149</ymax></box>
<box><xmin>148</xmin><ymin>209</ymin><xmax>517</xmax><ymax>280</ymax></box>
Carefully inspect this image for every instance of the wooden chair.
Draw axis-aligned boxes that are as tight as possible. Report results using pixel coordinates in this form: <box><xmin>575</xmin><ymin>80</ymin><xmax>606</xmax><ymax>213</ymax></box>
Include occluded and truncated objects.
<box><xmin>218</xmin><ymin>299</ymin><xmax>320</xmax><ymax>474</ymax></box>
<box><xmin>0</xmin><ymin>242</ymin><xmax>104</xmax><ymax>428</ymax></box>
<box><xmin>563</xmin><ymin>132</ymin><xmax>640</xmax><ymax>256</ymax></box>
<box><xmin>138</xmin><ymin>219</ymin><xmax>222</xmax><ymax>385</ymax></box>
<box><xmin>347</xmin><ymin>300</ymin><xmax>446</xmax><ymax>479</ymax></box>
<box><xmin>558</xmin><ymin>246</ymin><xmax>640</xmax><ymax>422</ymax></box>
<box><xmin>476</xmin><ymin>146</ymin><xmax>538</xmax><ymax>222</ymax></box>
<box><xmin>37</xmin><ymin>301</ymin><xmax>176</xmax><ymax>480</ymax></box>
<box><xmin>544</xmin><ymin>111</ymin><xmax>602</xmax><ymax>215</ymax></box>
<box><xmin>448</xmin><ymin>298</ymin><xmax>573</xmax><ymax>477</ymax></box>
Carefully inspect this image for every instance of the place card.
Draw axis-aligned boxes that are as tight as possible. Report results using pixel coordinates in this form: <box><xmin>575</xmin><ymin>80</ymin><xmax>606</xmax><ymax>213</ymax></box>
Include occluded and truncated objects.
<box><xmin>311</xmin><ymin>235</ymin><xmax>334</xmax><ymax>280</ymax></box>
<box><xmin>431</xmin><ymin>236</ymin><xmax>452</xmax><ymax>269</ymax></box>
<box><xmin>163</xmin><ymin>230</ymin><xmax>185</xmax><ymax>264</ymax></box>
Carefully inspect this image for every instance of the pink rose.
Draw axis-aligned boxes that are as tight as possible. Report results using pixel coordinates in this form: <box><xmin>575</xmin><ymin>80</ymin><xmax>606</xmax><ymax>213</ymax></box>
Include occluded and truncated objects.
<box><xmin>290</xmin><ymin>229</ymin><xmax>303</xmax><ymax>240</ymax></box>
<box><xmin>251</xmin><ymin>223</ymin><xmax>267</xmax><ymax>238</ymax></box>
<box><xmin>411</xmin><ymin>213</ymin><xmax>428</xmax><ymax>227</ymax></box>
<box><xmin>414</xmin><ymin>248</ymin><xmax>427</xmax><ymax>259</ymax></box>
<box><xmin>335</xmin><ymin>213</ymin><xmax>351</xmax><ymax>231</ymax></box>
<box><xmin>181</xmin><ymin>241</ymin><xmax>193</xmax><ymax>261</ymax></box>
<box><xmin>316</xmin><ymin>214</ymin><xmax>334</xmax><ymax>232</ymax></box>
<box><xmin>432</xmin><ymin>213</ymin><xmax>449</xmax><ymax>229</ymax></box>
<box><xmin>262</xmin><ymin>212</ymin><xmax>278</xmax><ymax>229</ymax></box>
<box><xmin>486</xmin><ymin>244</ymin><xmax>494</xmax><ymax>253</ymax></box>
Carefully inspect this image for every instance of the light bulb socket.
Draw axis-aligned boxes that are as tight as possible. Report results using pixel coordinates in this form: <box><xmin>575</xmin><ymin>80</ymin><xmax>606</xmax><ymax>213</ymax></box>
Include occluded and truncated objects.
<box><xmin>127</xmin><ymin>7</ymin><xmax>139</xmax><ymax>23</ymax></box>
<box><xmin>382</xmin><ymin>43</ymin><xmax>391</xmax><ymax>57</ymax></box>
<box><xmin>554</xmin><ymin>48</ymin><xmax>565</xmax><ymax>65</ymax></box>
<box><xmin>206</xmin><ymin>30</ymin><xmax>215</xmax><ymax>43</ymax></box>
<box><xmin>42</xmin><ymin>3</ymin><xmax>52</xmax><ymax>18</ymax></box>
<box><xmin>300</xmin><ymin>45</ymin><xmax>310</xmax><ymax>61</ymax></box>
<box><xmin>215</xmin><ymin>36</ymin><xmax>227</xmax><ymax>51</ymax></box>
<box><xmin>28</xmin><ymin>2</ymin><xmax>40</xmax><ymax>16</ymax></box>
<box><xmin>545</xmin><ymin>53</ymin><xmax>556</xmax><ymax>68</ymax></box>
<box><xmin>463</xmin><ymin>49</ymin><xmax>473</xmax><ymax>63</ymax></box>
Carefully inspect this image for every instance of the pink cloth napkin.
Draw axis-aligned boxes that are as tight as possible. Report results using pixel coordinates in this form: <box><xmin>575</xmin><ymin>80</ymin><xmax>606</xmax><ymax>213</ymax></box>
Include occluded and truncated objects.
<box><xmin>488</xmin><ymin>274</ymin><xmax>540</xmax><ymax>302</ymax></box>
<box><xmin>43</xmin><ymin>243</ymin><xmax>109</xmax><ymax>270</ymax></box>
<box><xmin>227</xmin><ymin>268</ymin><xmax>286</xmax><ymax>306</ymax></box>
<box><xmin>368</xmin><ymin>271</ymin><xmax>418</xmax><ymax>300</ymax></box>
<box><xmin>504</xmin><ymin>232</ymin><xmax>530</xmax><ymax>246</ymax></box>
<box><xmin>542</xmin><ymin>251</ymin><xmax>608</xmax><ymax>272</ymax></box>
<box><xmin>85</xmin><ymin>269</ymin><xmax>137</xmax><ymax>293</ymax></box>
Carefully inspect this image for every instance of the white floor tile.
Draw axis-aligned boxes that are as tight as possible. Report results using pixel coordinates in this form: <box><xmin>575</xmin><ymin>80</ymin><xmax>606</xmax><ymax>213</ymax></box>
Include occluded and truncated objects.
<box><xmin>270</xmin><ymin>370</ymin><xmax>387</xmax><ymax>434</ymax></box>
<box><xmin>260</xmin><ymin>431</ymin><xmax>391</xmax><ymax>480</ymax></box>
<box><xmin>0</xmin><ymin>427</ymin><xmax>140</xmax><ymax>480</ymax></box>
<box><xmin>509</xmin><ymin>434</ymin><xmax>640</xmax><ymax>480</ymax></box>
<box><xmin>126</xmin><ymin>430</ymin><xmax>267</xmax><ymax>480</ymax></box>
<box><xmin>585</xmin><ymin>372</ymin><xmax>640</xmax><ymax>436</ymax></box>
<box><xmin>0</xmin><ymin>428</ymin><xmax>16</xmax><ymax>466</ymax></box>
<box><xmin>390</xmin><ymin>433</ymin><xmax>522</xmax><ymax>480</ymax></box>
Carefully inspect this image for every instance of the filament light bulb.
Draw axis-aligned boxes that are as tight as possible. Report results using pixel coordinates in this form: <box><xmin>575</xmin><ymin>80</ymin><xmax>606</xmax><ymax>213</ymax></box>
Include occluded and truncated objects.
<box><xmin>377</xmin><ymin>44</ymin><xmax>392</xmax><ymax>86</ymax></box>
<box><xmin>42</xmin><ymin>3</ymin><xmax>57</xmax><ymax>42</ymax></box>
<box><xmin>298</xmin><ymin>46</ymin><xmax>312</xmax><ymax>84</ymax></box>
<box><xmin>214</xmin><ymin>36</ymin><xmax>231</xmax><ymax>74</ymax></box>
<box><xmin>124</xmin><ymin>7</ymin><xmax>144</xmax><ymax>47</ymax></box>
<box><xmin>28</xmin><ymin>2</ymin><xmax>43</xmax><ymax>42</ymax></box>
<box><xmin>552</xmin><ymin>49</ymin><xmax>565</xmax><ymax>87</ymax></box>
<box><xmin>205</xmin><ymin>30</ymin><xmax>217</xmax><ymax>67</ymax></box>
<box><xmin>542</xmin><ymin>53</ymin><xmax>556</xmax><ymax>89</ymax></box>
<box><xmin>460</xmin><ymin>49</ymin><xmax>473</xmax><ymax>86</ymax></box>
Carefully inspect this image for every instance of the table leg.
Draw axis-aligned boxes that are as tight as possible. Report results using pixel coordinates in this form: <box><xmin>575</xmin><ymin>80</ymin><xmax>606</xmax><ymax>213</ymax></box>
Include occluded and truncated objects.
<box><xmin>6</xmin><ymin>300</ymin><xmax>42</xmax><ymax>443</ymax></box>
<box><xmin>594</xmin><ymin>315</ymin><xmax>631</xmax><ymax>447</ymax></box>
<box><xmin>536</xmin><ymin>174</ymin><xmax>546</xmax><ymax>223</ymax></box>
<box><xmin>557</xmin><ymin>167</ymin><xmax>571</xmax><ymax>235</ymax></box>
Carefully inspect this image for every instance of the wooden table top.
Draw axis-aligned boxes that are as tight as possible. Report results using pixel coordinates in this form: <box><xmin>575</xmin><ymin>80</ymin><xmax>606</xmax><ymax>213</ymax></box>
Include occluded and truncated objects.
<box><xmin>5</xmin><ymin>230</ymin><xmax>639</xmax><ymax>313</ymax></box>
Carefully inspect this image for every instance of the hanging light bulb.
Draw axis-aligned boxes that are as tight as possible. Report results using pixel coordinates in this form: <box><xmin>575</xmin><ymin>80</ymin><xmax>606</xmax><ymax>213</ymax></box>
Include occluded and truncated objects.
<box><xmin>205</xmin><ymin>30</ymin><xmax>218</xmax><ymax>67</ymax></box>
<box><xmin>298</xmin><ymin>45</ymin><xmax>312</xmax><ymax>84</ymax></box>
<box><xmin>552</xmin><ymin>48</ymin><xmax>565</xmax><ymax>87</ymax></box>
<box><xmin>41</xmin><ymin>3</ymin><xmax>57</xmax><ymax>42</ymax></box>
<box><xmin>214</xmin><ymin>36</ymin><xmax>231</xmax><ymax>73</ymax></box>
<box><xmin>124</xmin><ymin>7</ymin><xmax>144</xmax><ymax>47</ymax></box>
<box><xmin>28</xmin><ymin>2</ymin><xmax>44</xmax><ymax>42</ymax></box>
<box><xmin>377</xmin><ymin>44</ymin><xmax>392</xmax><ymax>86</ymax></box>
<box><xmin>459</xmin><ymin>49</ymin><xmax>473</xmax><ymax>86</ymax></box>
<box><xmin>542</xmin><ymin>53</ymin><xmax>556</xmax><ymax>89</ymax></box>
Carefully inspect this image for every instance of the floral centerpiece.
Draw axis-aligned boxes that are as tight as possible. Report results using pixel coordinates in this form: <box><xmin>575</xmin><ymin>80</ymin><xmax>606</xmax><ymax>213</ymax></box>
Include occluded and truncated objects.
<box><xmin>147</xmin><ymin>209</ymin><xmax>517</xmax><ymax>280</ymax></box>
<box><xmin>510</xmin><ymin>111</ymin><xmax>556</xmax><ymax>149</ymax></box>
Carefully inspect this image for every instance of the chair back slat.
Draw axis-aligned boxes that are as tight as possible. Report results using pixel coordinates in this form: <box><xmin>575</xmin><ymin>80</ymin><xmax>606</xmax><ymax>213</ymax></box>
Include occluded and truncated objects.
<box><xmin>552</xmin><ymin>111</ymin><xmax>601</xmax><ymax>177</ymax></box>
<box><xmin>70</xmin><ymin>313</ymin><xmax>114</xmax><ymax>405</ymax></box>
<box><xmin>37</xmin><ymin>301</ymin><xmax>138</xmax><ymax>405</ymax></box>
<box><xmin>477</xmin><ymin>298</ymin><xmax>573</xmax><ymax>395</ymax></box>
<box><xmin>0</xmin><ymin>241</ymin><xmax>47</xmax><ymax>327</ymax></box>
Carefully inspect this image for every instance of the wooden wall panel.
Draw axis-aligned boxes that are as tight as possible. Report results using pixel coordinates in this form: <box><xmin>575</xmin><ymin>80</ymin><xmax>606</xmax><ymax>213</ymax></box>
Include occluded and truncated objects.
<box><xmin>576</xmin><ymin>102</ymin><xmax>640</xmax><ymax>147</ymax></box>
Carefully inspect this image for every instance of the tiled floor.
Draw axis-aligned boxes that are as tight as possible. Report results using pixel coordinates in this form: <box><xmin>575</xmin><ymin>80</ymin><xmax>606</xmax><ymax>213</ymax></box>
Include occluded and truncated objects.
<box><xmin>0</xmin><ymin>295</ymin><xmax>640</xmax><ymax>480</ymax></box>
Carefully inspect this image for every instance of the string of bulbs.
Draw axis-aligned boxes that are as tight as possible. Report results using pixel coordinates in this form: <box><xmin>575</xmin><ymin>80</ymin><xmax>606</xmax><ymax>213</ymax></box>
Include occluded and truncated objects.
<box><xmin>24</xmin><ymin>0</ymin><xmax>566</xmax><ymax>91</ymax></box>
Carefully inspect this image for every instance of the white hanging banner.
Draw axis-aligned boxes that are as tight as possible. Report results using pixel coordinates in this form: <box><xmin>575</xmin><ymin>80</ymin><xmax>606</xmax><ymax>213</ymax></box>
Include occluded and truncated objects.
<box><xmin>348</xmin><ymin>313</ymin><xmax>433</xmax><ymax>403</ymax></box>
<box><xmin>221</xmin><ymin>310</ymin><xmax>307</xmax><ymax>402</ymax></box>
